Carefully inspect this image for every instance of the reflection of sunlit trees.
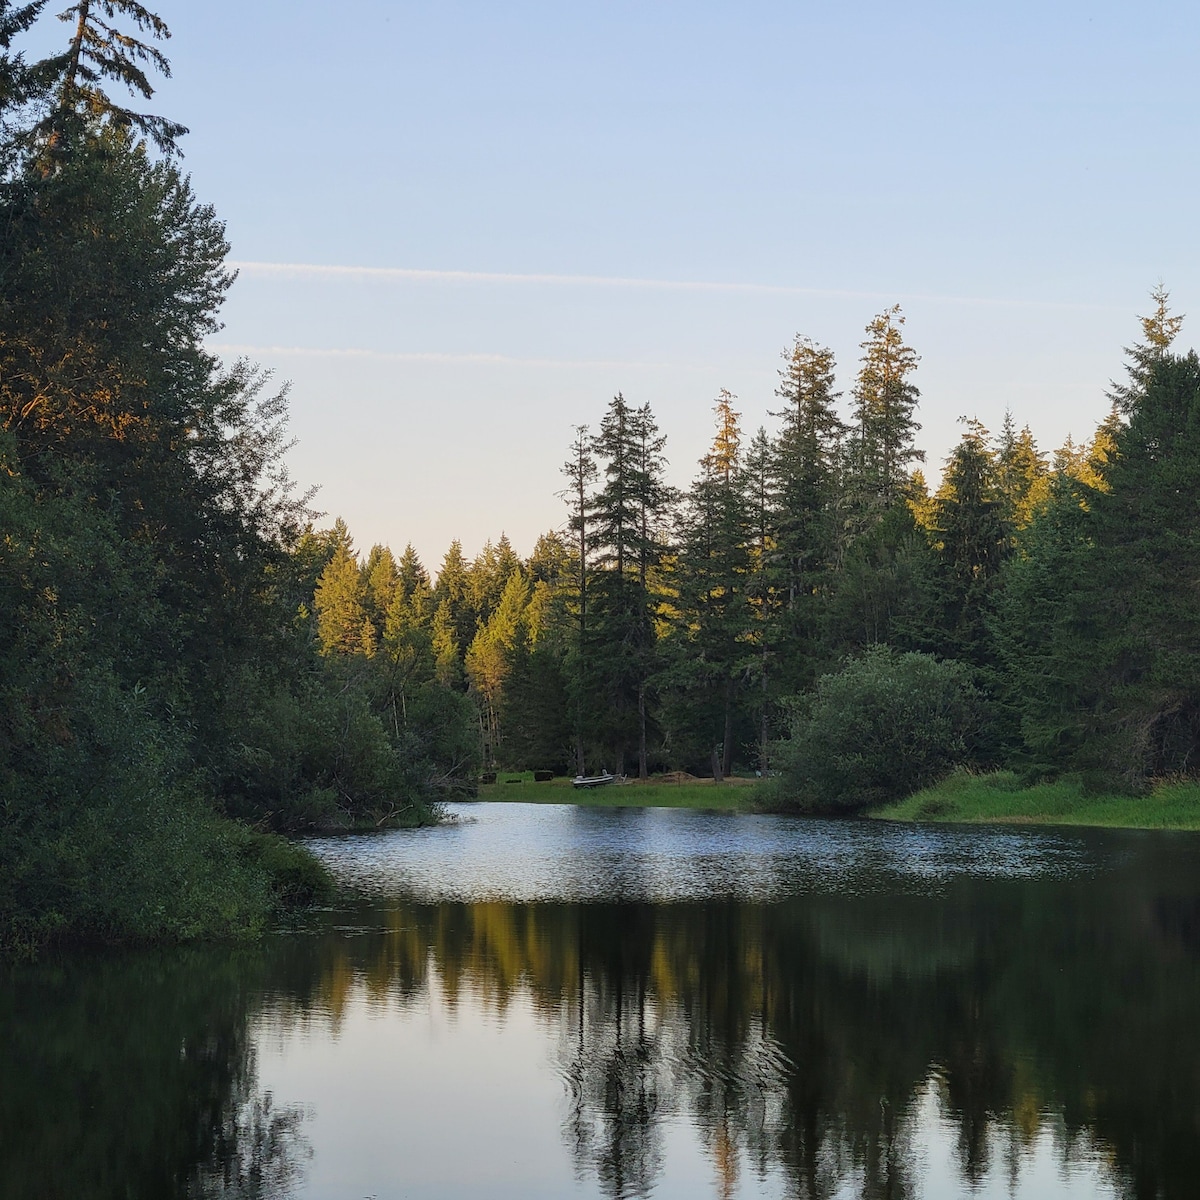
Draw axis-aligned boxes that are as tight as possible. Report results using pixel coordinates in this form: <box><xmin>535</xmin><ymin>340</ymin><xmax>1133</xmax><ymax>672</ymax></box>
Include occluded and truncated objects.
<box><xmin>293</xmin><ymin>859</ymin><xmax>1200</xmax><ymax>1200</ymax></box>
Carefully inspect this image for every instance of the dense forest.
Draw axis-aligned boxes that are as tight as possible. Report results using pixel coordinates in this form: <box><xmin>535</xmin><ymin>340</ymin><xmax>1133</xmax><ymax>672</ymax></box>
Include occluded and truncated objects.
<box><xmin>333</xmin><ymin>287</ymin><xmax>1197</xmax><ymax>815</ymax></box>
<box><xmin>4</xmin><ymin>0</ymin><xmax>1200</xmax><ymax>953</ymax></box>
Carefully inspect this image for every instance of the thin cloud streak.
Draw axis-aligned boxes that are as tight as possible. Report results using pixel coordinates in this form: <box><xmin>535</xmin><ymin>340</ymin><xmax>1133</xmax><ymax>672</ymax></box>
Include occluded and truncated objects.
<box><xmin>227</xmin><ymin>260</ymin><xmax>1124</xmax><ymax>312</ymax></box>
<box><xmin>207</xmin><ymin>343</ymin><xmax>722</xmax><ymax>371</ymax></box>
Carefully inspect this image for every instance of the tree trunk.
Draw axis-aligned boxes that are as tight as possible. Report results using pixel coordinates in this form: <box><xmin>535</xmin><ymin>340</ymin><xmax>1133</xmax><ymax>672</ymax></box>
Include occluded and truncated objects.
<box><xmin>638</xmin><ymin>682</ymin><xmax>648</xmax><ymax>780</ymax></box>
<box><xmin>722</xmin><ymin>677</ymin><xmax>735</xmax><ymax>780</ymax></box>
<box><xmin>759</xmin><ymin>648</ymin><xmax>769</xmax><ymax>774</ymax></box>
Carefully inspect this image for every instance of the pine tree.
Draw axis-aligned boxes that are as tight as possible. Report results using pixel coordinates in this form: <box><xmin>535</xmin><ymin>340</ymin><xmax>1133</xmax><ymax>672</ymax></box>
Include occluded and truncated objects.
<box><xmin>431</xmin><ymin>598</ymin><xmax>464</xmax><ymax>690</ymax></box>
<box><xmin>0</xmin><ymin>2</ymin><xmax>53</xmax><ymax>152</ymax></box>
<box><xmin>994</xmin><ymin>412</ymin><xmax>1049</xmax><ymax>529</ymax></box>
<box><xmin>434</xmin><ymin>540</ymin><xmax>476</xmax><ymax>659</ymax></box>
<box><xmin>1108</xmin><ymin>284</ymin><xmax>1184</xmax><ymax>414</ymax></box>
<box><xmin>932</xmin><ymin>419</ymin><xmax>1010</xmax><ymax>664</ymax></box>
<box><xmin>742</xmin><ymin>426</ymin><xmax>779</xmax><ymax>772</ymax></box>
<box><xmin>559</xmin><ymin>426</ymin><xmax>597</xmax><ymax>773</ymax></box>
<box><xmin>847</xmin><ymin>305</ymin><xmax>923</xmax><ymax>519</ymax></box>
<box><xmin>672</xmin><ymin>395</ymin><xmax>752</xmax><ymax>778</ymax></box>
<box><xmin>38</xmin><ymin>0</ymin><xmax>186</xmax><ymax>159</ymax></box>
<box><xmin>590</xmin><ymin>394</ymin><xmax>640</xmax><ymax>576</ymax></box>
<box><xmin>361</xmin><ymin>543</ymin><xmax>399</xmax><ymax>638</ymax></box>
<box><xmin>314</xmin><ymin>541</ymin><xmax>367</xmax><ymax>656</ymax></box>
<box><xmin>768</xmin><ymin>335</ymin><xmax>845</xmax><ymax>696</ymax></box>
<box><xmin>586</xmin><ymin>394</ymin><xmax>674</xmax><ymax>777</ymax></box>
<box><xmin>465</xmin><ymin>570</ymin><xmax>530</xmax><ymax>765</ymax></box>
<box><xmin>395</xmin><ymin>543</ymin><xmax>432</xmax><ymax>614</ymax></box>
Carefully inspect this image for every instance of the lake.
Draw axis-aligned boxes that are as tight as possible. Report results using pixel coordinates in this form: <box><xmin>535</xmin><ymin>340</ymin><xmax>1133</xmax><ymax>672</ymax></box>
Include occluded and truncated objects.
<box><xmin>4</xmin><ymin>801</ymin><xmax>1200</xmax><ymax>1199</ymax></box>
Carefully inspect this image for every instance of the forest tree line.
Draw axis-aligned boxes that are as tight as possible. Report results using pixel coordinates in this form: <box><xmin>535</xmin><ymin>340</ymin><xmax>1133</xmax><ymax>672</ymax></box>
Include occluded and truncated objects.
<box><xmin>312</xmin><ymin>288</ymin><xmax>1200</xmax><ymax>808</ymax></box>
<box><xmin>0</xmin><ymin>0</ymin><xmax>459</xmax><ymax>950</ymax></box>
<box><xmin>3</xmin><ymin>0</ymin><xmax>1199</xmax><ymax>951</ymax></box>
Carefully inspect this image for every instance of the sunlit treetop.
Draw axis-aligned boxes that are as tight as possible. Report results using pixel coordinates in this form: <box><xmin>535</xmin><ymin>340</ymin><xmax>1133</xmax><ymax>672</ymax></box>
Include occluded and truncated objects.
<box><xmin>33</xmin><ymin>0</ymin><xmax>186</xmax><ymax>160</ymax></box>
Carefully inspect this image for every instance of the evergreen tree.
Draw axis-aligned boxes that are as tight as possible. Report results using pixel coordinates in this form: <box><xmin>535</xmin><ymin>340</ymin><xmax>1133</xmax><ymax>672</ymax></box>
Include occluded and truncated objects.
<box><xmin>0</xmin><ymin>1</ymin><xmax>53</xmax><ymax>154</ymax></box>
<box><xmin>361</xmin><ymin>543</ymin><xmax>399</xmax><ymax>637</ymax></box>
<box><xmin>431</xmin><ymin>598</ymin><xmax>464</xmax><ymax>690</ymax></box>
<box><xmin>771</xmin><ymin>336</ymin><xmax>843</xmax><ymax>602</ymax></box>
<box><xmin>1108</xmin><ymin>283</ymin><xmax>1184</xmax><ymax>414</ymax></box>
<box><xmin>671</xmin><ymin>394</ymin><xmax>752</xmax><ymax>778</ymax></box>
<box><xmin>932</xmin><ymin>418</ymin><xmax>1010</xmax><ymax>665</ymax></box>
<box><xmin>395</xmin><ymin>543</ymin><xmax>432</xmax><ymax>613</ymax></box>
<box><xmin>314</xmin><ymin>541</ymin><xmax>367</xmax><ymax>656</ymax></box>
<box><xmin>994</xmin><ymin>412</ymin><xmax>1049</xmax><ymax>529</ymax></box>
<box><xmin>587</xmin><ymin>394</ymin><xmax>673</xmax><ymax>777</ymax></box>
<box><xmin>434</xmin><ymin>540</ymin><xmax>475</xmax><ymax>659</ymax></box>
<box><xmin>590</xmin><ymin>394</ymin><xmax>640</xmax><ymax>575</ymax></box>
<box><xmin>465</xmin><ymin>570</ymin><xmax>530</xmax><ymax>764</ymax></box>
<box><xmin>742</xmin><ymin>426</ymin><xmax>779</xmax><ymax>772</ymax></box>
<box><xmin>38</xmin><ymin>0</ymin><xmax>186</xmax><ymax>159</ymax></box>
<box><xmin>847</xmin><ymin>305</ymin><xmax>923</xmax><ymax>520</ymax></box>
<box><xmin>559</xmin><ymin>426</ymin><xmax>597</xmax><ymax>773</ymax></box>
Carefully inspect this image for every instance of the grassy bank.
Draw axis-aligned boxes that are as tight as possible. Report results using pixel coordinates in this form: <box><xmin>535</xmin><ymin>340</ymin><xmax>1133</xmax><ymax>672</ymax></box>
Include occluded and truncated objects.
<box><xmin>476</xmin><ymin>772</ymin><xmax>753</xmax><ymax>810</ymax></box>
<box><xmin>874</xmin><ymin>770</ymin><xmax>1200</xmax><ymax>830</ymax></box>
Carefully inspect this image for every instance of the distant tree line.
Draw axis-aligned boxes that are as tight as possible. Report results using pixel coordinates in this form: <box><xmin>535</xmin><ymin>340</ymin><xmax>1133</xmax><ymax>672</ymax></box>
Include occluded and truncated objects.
<box><xmin>4</xmin><ymin>0</ymin><xmax>1199</xmax><ymax>949</ymax></box>
<box><xmin>314</xmin><ymin>289</ymin><xmax>1200</xmax><ymax>810</ymax></box>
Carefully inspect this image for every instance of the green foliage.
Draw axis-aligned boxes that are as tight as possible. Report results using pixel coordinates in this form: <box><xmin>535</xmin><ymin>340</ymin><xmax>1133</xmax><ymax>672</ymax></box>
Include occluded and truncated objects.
<box><xmin>767</xmin><ymin>646</ymin><xmax>986</xmax><ymax>813</ymax></box>
<box><xmin>877</xmin><ymin>768</ymin><xmax>1200</xmax><ymax>830</ymax></box>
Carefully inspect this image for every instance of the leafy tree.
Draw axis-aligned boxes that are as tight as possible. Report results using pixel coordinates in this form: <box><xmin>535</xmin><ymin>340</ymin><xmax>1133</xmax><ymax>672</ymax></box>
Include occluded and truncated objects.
<box><xmin>769</xmin><ymin>646</ymin><xmax>985</xmax><ymax>813</ymax></box>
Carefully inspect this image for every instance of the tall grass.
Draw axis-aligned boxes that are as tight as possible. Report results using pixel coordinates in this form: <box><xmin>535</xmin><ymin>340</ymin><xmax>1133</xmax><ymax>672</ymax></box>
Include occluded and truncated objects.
<box><xmin>875</xmin><ymin>769</ymin><xmax>1200</xmax><ymax>830</ymax></box>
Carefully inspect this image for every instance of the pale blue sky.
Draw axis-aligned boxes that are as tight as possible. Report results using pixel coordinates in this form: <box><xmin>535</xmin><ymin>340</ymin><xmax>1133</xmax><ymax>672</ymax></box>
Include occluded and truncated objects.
<box><xmin>23</xmin><ymin>1</ymin><xmax>1200</xmax><ymax>567</ymax></box>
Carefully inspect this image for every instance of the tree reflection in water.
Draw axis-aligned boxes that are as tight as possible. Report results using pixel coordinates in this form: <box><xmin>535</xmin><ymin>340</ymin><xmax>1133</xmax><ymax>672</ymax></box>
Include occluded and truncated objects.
<box><xmin>5</xmin><ymin>836</ymin><xmax>1200</xmax><ymax>1199</ymax></box>
<box><xmin>310</xmin><ymin>856</ymin><xmax>1200</xmax><ymax>1200</ymax></box>
<box><xmin>0</xmin><ymin>945</ymin><xmax>310</xmax><ymax>1200</ymax></box>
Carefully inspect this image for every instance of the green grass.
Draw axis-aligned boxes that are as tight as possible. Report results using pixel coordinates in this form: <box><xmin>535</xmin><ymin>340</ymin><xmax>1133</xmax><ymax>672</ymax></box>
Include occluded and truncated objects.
<box><xmin>874</xmin><ymin>769</ymin><xmax>1200</xmax><ymax>830</ymax></box>
<box><xmin>476</xmin><ymin>771</ymin><xmax>753</xmax><ymax>810</ymax></box>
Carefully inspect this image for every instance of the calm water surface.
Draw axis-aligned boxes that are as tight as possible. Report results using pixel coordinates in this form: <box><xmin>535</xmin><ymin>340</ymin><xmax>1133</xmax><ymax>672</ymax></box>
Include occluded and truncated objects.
<box><xmin>5</xmin><ymin>802</ymin><xmax>1200</xmax><ymax>1199</ymax></box>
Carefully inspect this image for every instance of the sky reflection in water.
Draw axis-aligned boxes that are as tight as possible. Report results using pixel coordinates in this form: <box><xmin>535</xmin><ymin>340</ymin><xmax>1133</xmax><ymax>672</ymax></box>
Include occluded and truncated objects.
<box><xmin>306</xmin><ymin>801</ymin><xmax>1095</xmax><ymax>904</ymax></box>
<box><xmin>5</xmin><ymin>803</ymin><xmax>1197</xmax><ymax>1200</ymax></box>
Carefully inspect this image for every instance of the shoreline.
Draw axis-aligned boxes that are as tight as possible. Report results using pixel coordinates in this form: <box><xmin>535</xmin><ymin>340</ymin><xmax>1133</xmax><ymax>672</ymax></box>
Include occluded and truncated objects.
<box><xmin>474</xmin><ymin>769</ymin><xmax>1200</xmax><ymax>831</ymax></box>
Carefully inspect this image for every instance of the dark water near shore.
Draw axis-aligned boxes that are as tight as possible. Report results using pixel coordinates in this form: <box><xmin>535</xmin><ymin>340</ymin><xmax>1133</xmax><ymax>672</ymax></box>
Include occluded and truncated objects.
<box><xmin>5</xmin><ymin>803</ymin><xmax>1200</xmax><ymax>1199</ymax></box>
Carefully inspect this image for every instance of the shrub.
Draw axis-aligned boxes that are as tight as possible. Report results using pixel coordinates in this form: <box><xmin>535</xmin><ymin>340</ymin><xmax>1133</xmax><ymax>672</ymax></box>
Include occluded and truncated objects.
<box><xmin>767</xmin><ymin>646</ymin><xmax>986</xmax><ymax>814</ymax></box>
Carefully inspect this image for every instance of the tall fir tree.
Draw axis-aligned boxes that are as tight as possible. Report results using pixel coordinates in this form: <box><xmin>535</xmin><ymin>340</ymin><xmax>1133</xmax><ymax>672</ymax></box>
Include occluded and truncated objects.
<box><xmin>846</xmin><ymin>305</ymin><xmax>923</xmax><ymax>523</ymax></box>
<box><xmin>38</xmin><ymin>0</ymin><xmax>186</xmax><ymax>159</ymax></box>
<box><xmin>932</xmin><ymin>419</ymin><xmax>1010</xmax><ymax>666</ymax></box>
<box><xmin>672</xmin><ymin>394</ymin><xmax>752</xmax><ymax>778</ymax></box>
<box><xmin>560</xmin><ymin>425</ymin><xmax>597</xmax><ymax>774</ymax></box>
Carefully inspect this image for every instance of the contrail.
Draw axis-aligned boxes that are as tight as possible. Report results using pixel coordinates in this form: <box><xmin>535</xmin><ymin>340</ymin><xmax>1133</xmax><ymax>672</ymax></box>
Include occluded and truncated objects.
<box><xmin>206</xmin><ymin>343</ymin><xmax>722</xmax><ymax>371</ymax></box>
<box><xmin>226</xmin><ymin>260</ymin><xmax>1123</xmax><ymax>312</ymax></box>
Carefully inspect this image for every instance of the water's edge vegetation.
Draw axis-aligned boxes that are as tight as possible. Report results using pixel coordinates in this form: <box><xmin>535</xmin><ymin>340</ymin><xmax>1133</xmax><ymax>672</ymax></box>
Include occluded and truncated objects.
<box><xmin>5</xmin><ymin>5</ymin><xmax>1200</xmax><ymax>954</ymax></box>
<box><xmin>479</xmin><ymin>771</ymin><xmax>1200</xmax><ymax>832</ymax></box>
<box><xmin>875</xmin><ymin>770</ymin><xmax>1200</xmax><ymax>830</ymax></box>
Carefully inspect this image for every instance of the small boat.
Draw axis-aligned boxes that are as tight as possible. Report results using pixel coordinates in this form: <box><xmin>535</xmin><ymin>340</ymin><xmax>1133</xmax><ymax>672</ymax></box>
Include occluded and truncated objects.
<box><xmin>572</xmin><ymin>771</ymin><xmax>623</xmax><ymax>789</ymax></box>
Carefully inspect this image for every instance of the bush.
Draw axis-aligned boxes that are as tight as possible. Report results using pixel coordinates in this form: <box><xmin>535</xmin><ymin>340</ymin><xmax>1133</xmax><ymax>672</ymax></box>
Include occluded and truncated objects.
<box><xmin>767</xmin><ymin>646</ymin><xmax>986</xmax><ymax>814</ymax></box>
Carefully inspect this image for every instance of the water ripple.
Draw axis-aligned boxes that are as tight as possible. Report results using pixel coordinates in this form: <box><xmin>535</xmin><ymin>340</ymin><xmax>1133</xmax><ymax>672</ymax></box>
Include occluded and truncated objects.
<box><xmin>306</xmin><ymin>801</ymin><xmax>1097</xmax><ymax>904</ymax></box>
